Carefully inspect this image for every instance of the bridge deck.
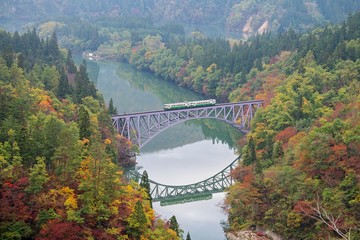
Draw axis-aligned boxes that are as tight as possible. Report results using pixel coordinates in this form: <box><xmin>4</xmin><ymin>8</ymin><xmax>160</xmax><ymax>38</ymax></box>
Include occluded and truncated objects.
<box><xmin>112</xmin><ymin>100</ymin><xmax>263</xmax><ymax>117</ymax></box>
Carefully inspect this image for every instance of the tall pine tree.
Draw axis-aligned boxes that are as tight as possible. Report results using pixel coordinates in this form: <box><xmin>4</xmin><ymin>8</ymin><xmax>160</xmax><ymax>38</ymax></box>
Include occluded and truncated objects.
<box><xmin>243</xmin><ymin>136</ymin><xmax>257</xmax><ymax>166</ymax></box>
<box><xmin>186</xmin><ymin>232</ymin><xmax>191</xmax><ymax>240</ymax></box>
<box><xmin>74</xmin><ymin>61</ymin><xmax>97</xmax><ymax>103</ymax></box>
<box><xmin>127</xmin><ymin>201</ymin><xmax>148</xmax><ymax>240</ymax></box>
<box><xmin>169</xmin><ymin>215</ymin><xmax>180</xmax><ymax>237</ymax></box>
<box><xmin>57</xmin><ymin>67</ymin><xmax>71</xmax><ymax>99</ymax></box>
<box><xmin>78</xmin><ymin>106</ymin><xmax>91</xmax><ymax>140</ymax></box>
<box><xmin>140</xmin><ymin>170</ymin><xmax>152</xmax><ymax>208</ymax></box>
<box><xmin>66</xmin><ymin>49</ymin><xmax>77</xmax><ymax>74</ymax></box>
<box><xmin>45</xmin><ymin>31</ymin><xmax>61</xmax><ymax>65</ymax></box>
<box><xmin>108</xmin><ymin>98</ymin><xmax>117</xmax><ymax>115</ymax></box>
<box><xmin>26</xmin><ymin>157</ymin><xmax>49</xmax><ymax>194</ymax></box>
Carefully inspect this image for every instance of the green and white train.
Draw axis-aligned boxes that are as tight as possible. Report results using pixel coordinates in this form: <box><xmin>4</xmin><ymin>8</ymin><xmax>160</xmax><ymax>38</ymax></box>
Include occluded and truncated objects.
<box><xmin>163</xmin><ymin>99</ymin><xmax>216</xmax><ymax>110</ymax></box>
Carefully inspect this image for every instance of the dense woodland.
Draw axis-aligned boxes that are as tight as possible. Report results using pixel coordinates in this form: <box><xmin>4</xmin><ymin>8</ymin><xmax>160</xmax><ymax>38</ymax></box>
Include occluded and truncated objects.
<box><xmin>31</xmin><ymin>11</ymin><xmax>360</xmax><ymax>102</ymax></box>
<box><xmin>41</xmin><ymin>11</ymin><xmax>360</xmax><ymax>239</ymax></box>
<box><xmin>0</xmin><ymin>30</ymin><xmax>183</xmax><ymax>239</ymax></box>
<box><xmin>1</xmin><ymin>1</ymin><xmax>360</xmax><ymax>240</ymax></box>
<box><xmin>224</xmin><ymin>15</ymin><xmax>360</xmax><ymax>239</ymax></box>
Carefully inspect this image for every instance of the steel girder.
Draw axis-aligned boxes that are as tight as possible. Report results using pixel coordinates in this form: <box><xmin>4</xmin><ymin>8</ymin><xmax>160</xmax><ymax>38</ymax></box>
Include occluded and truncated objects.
<box><xmin>112</xmin><ymin>100</ymin><xmax>263</xmax><ymax>148</ymax></box>
<box><xmin>127</xmin><ymin>157</ymin><xmax>239</xmax><ymax>202</ymax></box>
<box><xmin>149</xmin><ymin>157</ymin><xmax>239</xmax><ymax>201</ymax></box>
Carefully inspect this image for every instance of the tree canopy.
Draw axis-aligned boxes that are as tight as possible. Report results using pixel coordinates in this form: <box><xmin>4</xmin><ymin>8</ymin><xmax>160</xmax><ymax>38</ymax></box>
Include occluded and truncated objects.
<box><xmin>0</xmin><ymin>29</ymin><xmax>182</xmax><ymax>240</ymax></box>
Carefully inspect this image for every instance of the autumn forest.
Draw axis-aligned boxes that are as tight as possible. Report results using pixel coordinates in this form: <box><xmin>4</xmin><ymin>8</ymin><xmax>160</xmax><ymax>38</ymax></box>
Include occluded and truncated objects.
<box><xmin>0</xmin><ymin>1</ymin><xmax>360</xmax><ymax>240</ymax></box>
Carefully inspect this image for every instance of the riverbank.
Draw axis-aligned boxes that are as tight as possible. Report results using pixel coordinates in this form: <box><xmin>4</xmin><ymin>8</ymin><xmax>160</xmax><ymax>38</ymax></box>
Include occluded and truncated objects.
<box><xmin>227</xmin><ymin>231</ymin><xmax>269</xmax><ymax>240</ymax></box>
<box><xmin>226</xmin><ymin>229</ymin><xmax>283</xmax><ymax>240</ymax></box>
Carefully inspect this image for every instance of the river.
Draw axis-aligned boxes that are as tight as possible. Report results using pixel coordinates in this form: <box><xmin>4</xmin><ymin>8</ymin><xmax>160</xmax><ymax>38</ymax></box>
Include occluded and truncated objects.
<box><xmin>90</xmin><ymin>60</ymin><xmax>243</xmax><ymax>240</ymax></box>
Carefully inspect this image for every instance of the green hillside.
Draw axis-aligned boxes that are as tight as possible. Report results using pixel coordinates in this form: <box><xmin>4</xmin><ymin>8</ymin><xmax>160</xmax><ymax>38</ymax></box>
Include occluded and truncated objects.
<box><xmin>0</xmin><ymin>1</ymin><xmax>359</xmax><ymax>239</ymax></box>
<box><xmin>0</xmin><ymin>29</ymin><xmax>182</xmax><ymax>240</ymax></box>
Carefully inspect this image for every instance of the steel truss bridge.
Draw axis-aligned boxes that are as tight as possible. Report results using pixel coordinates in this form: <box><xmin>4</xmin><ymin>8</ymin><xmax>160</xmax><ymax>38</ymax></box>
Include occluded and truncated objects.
<box><xmin>112</xmin><ymin>100</ymin><xmax>263</xmax><ymax>148</ymax></box>
<box><xmin>127</xmin><ymin>157</ymin><xmax>240</xmax><ymax>205</ymax></box>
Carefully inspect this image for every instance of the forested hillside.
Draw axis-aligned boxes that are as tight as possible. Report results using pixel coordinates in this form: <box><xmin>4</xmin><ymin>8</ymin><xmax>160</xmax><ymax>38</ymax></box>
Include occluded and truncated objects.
<box><xmin>1</xmin><ymin>1</ymin><xmax>359</xmax><ymax>239</ymax></box>
<box><xmin>0</xmin><ymin>29</ymin><xmax>182</xmax><ymax>239</ymax></box>
<box><xmin>38</xmin><ymin>10</ymin><xmax>360</xmax><ymax>239</ymax></box>
<box><xmin>1</xmin><ymin>0</ymin><xmax>360</xmax><ymax>37</ymax></box>
<box><xmin>223</xmin><ymin>14</ymin><xmax>360</xmax><ymax>239</ymax></box>
<box><xmin>42</xmin><ymin>11</ymin><xmax>360</xmax><ymax>103</ymax></box>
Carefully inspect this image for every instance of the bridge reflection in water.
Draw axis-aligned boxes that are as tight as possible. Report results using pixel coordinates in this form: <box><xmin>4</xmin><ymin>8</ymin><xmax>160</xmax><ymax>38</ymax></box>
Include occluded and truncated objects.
<box><xmin>126</xmin><ymin>157</ymin><xmax>240</xmax><ymax>206</ymax></box>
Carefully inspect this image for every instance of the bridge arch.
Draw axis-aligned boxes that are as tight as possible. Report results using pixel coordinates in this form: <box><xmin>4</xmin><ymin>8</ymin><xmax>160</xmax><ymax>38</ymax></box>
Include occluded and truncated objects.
<box><xmin>133</xmin><ymin>115</ymin><xmax>240</xmax><ymax>149</ymax></box>
<box><xmin>112</xmin><ymin>100</ymin><xmax>263</xmax><ymax>149</ymax></box>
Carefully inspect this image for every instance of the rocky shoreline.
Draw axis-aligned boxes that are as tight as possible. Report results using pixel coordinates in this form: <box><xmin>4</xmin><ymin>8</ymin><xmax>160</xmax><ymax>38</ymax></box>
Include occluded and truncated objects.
<box><xmin>226</xmin><ymin>230</ymin><xmax>282</xmax><ymax>240</ymax></box>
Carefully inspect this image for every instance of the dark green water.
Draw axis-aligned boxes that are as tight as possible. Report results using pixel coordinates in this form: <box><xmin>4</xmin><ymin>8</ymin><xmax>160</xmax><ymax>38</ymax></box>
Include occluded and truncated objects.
<box><xmin>90</xmin><ymin>59</ymin><xmax>243</xmax><ymax>240</ymax></box>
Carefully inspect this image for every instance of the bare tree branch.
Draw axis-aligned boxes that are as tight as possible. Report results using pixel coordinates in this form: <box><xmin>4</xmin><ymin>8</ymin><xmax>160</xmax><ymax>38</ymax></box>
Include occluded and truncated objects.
<box><xmin>298</xmin><ymin>201</ymin><xmax>350</xmax><ymax>240</ymax></box>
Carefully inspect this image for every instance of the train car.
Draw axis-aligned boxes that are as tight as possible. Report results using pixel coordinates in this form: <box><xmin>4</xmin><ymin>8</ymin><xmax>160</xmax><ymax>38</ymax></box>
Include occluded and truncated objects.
<box><xmin>163</xmin><ymin>99</ymin><xmax>216</xmax><ymax>110</ymax></box>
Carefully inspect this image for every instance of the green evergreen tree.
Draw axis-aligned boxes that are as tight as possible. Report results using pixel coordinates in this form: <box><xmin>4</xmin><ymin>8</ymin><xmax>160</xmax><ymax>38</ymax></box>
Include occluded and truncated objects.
<box><xmin>12</xmin><ymin>31</ymin><xmax>21</xmax><ymax>52</ymax></box>
<box><xmin>254</xmin><ymin>58</ymin><xmax>263</xmax><ymax>71</ymax></box>
<box><xmin>78</xmin><ymin>106</ymin><xmax>91</xmax><ymax>140</ymax></box>
<box><xmin>0</xmin><ymin>221</ymin><xmax>33</xmax><ymax>239</ymax></box>
<box><xmin>45</xmin><ymin>31</ymin><xmax>61</xmax><ymax>65</ymax></box>
<box><xmin>243</xmin><ymin>137</ymin><xmax>257</xmax><ymax>166</ymax></box>
<box><xmin>0</xmin><ymin>141</ymin><xmax>13</xmax><ymax>181</ymax></box>
<box><xmin>26</xmin><ymin>157</ymin><xmax>49</xmax><ymax>194</ymax></box>
<box><xmin>186</xmin><ymin>232</ymin><xmax>191</xmax><ymax>240</ymax></box>
<box><xmin>11</xmin><ymin>141</ymin><xmax>22</xmax><ymax>168</ymax></box>
<box><xmin>57</xmin><ymin>67</ymin><xmax>71</xmax><ymax>99</ymax></box>
<box><xmin>263</xmin><ymin>134</ymin><xmax>274</xmax><ymax>162</ymax></box>
<box><xmin>108</xmin><ymin>98</ymin><xmax>118</xmax><ymax>115</ymax></box>
<box><xmin>16</xmin><ymin>125</ymin><xmax>34</xmax><ymax>167</ymax></box>
<box><xmin>2</xmin><ymin>45</ymin><xmax>14</xmax><ymax>68</ymax></box>
<box><xmin>43</xmin><ymin>115</ymin><xmax>64</xmax><ymax>170</ymax></box>
<box><xmin>17</xmin><ymin>52</ymin><xmax>25</xmax><ymax>69</ymax></box>
<box><xmin>74</xmin><ymin>61</ymin><xmax>97</xmax><ymax>103</ymax></box>
<box><xmin>66</xmin><ymin>49</ymin><xmax>77</xmax><ymax>74</ymax></box>
<box><xmin>8</xmin><ymin>129</ymin><xmax>23</xmax><ymax>179</ymax></box>
<box><xmin>127</xmin><ymin>201</ymin><xmax>148</xmax><ymax>240</ymax></box>
<box><xmin>52</xmin><ymin>123</ymin><xmax>81</xmax><ymax>177</ymax></box>
<box><xmin>41</xmin><ymin>65</ymin><xmax>60</xmax><ymax>93</ymax></box>
<box><xmin>36</xmin><ymin>208</ymin><xmax>59</xmax><ymax>227</ymax></box>
<box><xmin>169</xmin><ymin>215</ymin><xmax>180</xmax><ymax>236</ymax></box>
<box><xmin>140</xmin><ymin>170</ymin><xmax>152</xmax><ymax>208</ymax></box>
<box><xmin>254</xmin><ymin>155</ymin><xmax>263</xmax><ymax>176</ymax></box>
<box><xmin>272</xmin><ymin>141</ymin><xmax>284</xmax><ymax>163</ymax></box>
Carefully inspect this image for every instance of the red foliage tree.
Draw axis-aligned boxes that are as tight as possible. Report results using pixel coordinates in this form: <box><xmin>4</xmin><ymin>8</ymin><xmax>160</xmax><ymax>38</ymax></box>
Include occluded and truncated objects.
<box><xmin>321</xmin><ymin>166</ymin><xmax>345</xmax><ymax>187</ymax></box>
<box><xmin>0</xmin><ymin>177</ymin><xmax>32</xmax><ymax>222</ymax></box>
<box><xmin>36</xmin><ymin>220</ymin><xmax>85</xmax><ymax>240</ymax></box>
<box><xmin>92</xmin><ymin>229</ymin><xmax>117</xmax><ymax>240</ymax></box>
<box><xmin>275</xmin><ymin>126</ymin><xmax>298</xmax><ymax>148</ymax></box>
<box><xmin>230</xmin><ymin>165</ymin><xmax>253</xmax><ymax>182</ymax></box>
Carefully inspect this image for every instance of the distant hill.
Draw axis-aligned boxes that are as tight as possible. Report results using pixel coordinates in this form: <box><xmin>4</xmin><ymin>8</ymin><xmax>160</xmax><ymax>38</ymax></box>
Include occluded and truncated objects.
<box><xmin>1</xmin><ymin>0</ymin><xmax>360</xmax><ymax>37</ymax></box>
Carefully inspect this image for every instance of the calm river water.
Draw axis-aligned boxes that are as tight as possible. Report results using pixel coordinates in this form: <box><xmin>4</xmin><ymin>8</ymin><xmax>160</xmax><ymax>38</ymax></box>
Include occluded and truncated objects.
<box><xmin>90</xmin><ymin>60</ymin><xmax>242</xmax><ymax>240</ymax></box>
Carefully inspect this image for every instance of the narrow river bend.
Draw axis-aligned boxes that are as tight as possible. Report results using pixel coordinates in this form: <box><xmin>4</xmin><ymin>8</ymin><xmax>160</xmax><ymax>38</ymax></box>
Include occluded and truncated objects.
<box><xmin>89</xmin><ymin>60</ymin><xmax>243</xmax><ymax>240</ymax></box>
